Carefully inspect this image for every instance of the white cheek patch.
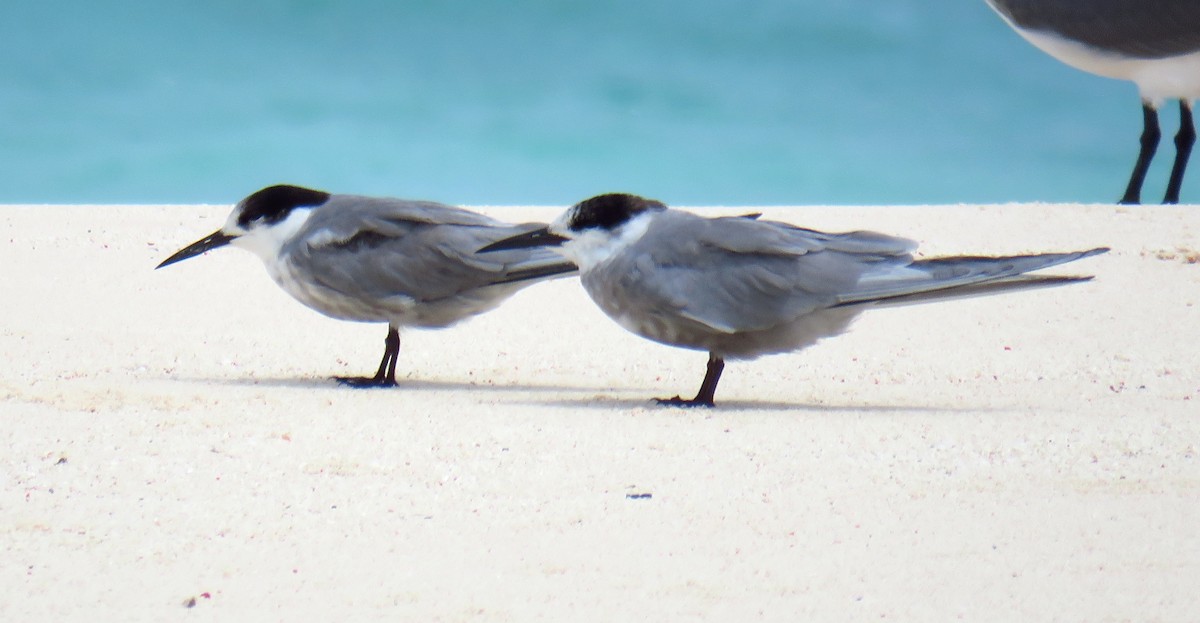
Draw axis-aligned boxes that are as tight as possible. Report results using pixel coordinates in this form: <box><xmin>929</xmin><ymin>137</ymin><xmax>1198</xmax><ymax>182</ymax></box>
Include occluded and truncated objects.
<box><xmin>228</xmin><ymin>208</ymin><xmax>315</xmax><ymax>264</ymax></box>
<box><xmin>558</xmin><ymin>211</ymin><xmax>654</xmax><ymax>271</ymax></box>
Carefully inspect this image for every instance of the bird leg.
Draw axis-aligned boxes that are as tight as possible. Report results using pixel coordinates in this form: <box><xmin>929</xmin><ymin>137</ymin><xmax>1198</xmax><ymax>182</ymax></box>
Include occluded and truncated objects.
<box><xmin>1119</xmin><ymin>101</ymin><xmax>1161</xmax><ymax>205</ymax></box>
<box><xmin>335</xmin><ymin>326</ymin><xmax>400</xmax><ymax>388</ymax></box>
<box><xmin>655</xmin><ymin>353</ymin><xmax>725</xmax><ymax>408</ymax></box>
<box><xmin>1164</xmin><ymin>99</ymin><xmax>1195</xmax><ymax>204</ymax></box>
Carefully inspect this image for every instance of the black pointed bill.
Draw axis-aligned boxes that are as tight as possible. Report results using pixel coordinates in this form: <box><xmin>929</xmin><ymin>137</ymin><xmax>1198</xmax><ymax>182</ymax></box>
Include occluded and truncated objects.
<box><xmin>478</xmin><ymin>227</ymin><xmax>569</xmax><ymax>253</ymax></box>
<box><xmin>156</xmin><ymin>230</ymin><xmax>236</xmax><ymax>269</ymax></box>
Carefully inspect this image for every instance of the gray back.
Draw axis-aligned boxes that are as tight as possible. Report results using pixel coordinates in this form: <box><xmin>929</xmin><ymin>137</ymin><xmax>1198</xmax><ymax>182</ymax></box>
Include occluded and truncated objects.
<box><xmin>988</xmin><ymin>0</ymin><xmax>1200</xmax><ymax>58</ymax></box>
<box><xmin>285</xmin><ymin>195</ymin><xmax>568</xmax><ymax>305</ymax></box>
<box><xmin>584</xmin><ymin>210</ymin><xmax>915</xmax><ymax>335</ymax></box>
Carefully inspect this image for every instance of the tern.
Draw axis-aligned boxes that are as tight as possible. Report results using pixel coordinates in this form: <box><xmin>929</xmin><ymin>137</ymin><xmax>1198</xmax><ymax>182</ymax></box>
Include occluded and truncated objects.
<box><xmin>986</xmin><ymin>0</ymin><xmax>1200</xmax><ymax>204</ymax></box>
<box><xmin>157</xmin><ymin>184</ymin><xmax>577</xmax><ymax>387</ymax></box>
<box><xmin>481</xmin><ymin>193</ymin><xmax>1107</xmax><ymax>407</ymax></box>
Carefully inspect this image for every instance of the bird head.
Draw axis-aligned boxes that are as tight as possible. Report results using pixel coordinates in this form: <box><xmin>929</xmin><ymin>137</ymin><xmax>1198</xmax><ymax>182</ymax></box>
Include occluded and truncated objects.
<box><xmin>156</xmin><ymin>184</ymin><xmax>331</xmax><ymax>269</ymax></box>
<box><xmin>479</xmin><ymin>193</ymin><xmax>666</xmax><ymax>269</ymax></box>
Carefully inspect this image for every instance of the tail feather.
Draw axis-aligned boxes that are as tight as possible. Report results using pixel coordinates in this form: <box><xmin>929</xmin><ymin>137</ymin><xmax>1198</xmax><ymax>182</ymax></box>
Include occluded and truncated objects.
<box><xmin>859</xmin><ymin>274</ymin><xmax>1094</xmax><ymax>308</ymax></box>
<box><xmin>835</xmin><ymin>247</ymin><xmax>1107</xmax><ymax>307</ymax></box>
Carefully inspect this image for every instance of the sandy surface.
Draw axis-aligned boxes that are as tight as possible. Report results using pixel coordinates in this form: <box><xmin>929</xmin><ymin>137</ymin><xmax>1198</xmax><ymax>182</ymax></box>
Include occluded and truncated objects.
<box><xmin>1</xmin><ymin>202</ymin><xmax>1197</xmax><ymax>621</ymax></box>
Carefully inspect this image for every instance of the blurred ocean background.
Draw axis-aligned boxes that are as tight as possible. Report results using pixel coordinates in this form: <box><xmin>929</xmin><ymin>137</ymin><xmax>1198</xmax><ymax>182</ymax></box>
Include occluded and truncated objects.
<box><xmin>0</xmin><ymin>1</ymin><xmax>1188</xmax><ymax>206</ymax></box>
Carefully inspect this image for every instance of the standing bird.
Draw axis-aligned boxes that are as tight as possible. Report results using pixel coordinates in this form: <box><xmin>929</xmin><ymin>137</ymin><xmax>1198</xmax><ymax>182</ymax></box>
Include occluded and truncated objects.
<box><xmin>157</xmin><ymin>184</ymin><xmax>577</xmax><ymax>387</ymax></box>
<box><xmin>481</xmin><ymin>193</ymin><xmax>1107</xmax><ymax>407</ymax></box>
<box><xmin>985</xmin><ymin>0</ymin><xmax>1200</xmax><ymax>204</ymax></box>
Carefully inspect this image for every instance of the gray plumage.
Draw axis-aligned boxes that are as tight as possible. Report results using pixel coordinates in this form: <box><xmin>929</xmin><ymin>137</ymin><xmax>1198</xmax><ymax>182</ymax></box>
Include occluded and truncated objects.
<box><xmin>579</xmin><ymin>208</ymin><xmax>1101</xmax><ymax>359</ymax></box>
<box><xmin>481</xmin><ymin>193</ymin><xmax>1107</xmax><ymax>406</ymax></box>
<box><xmin>157</xmin><ymin>184</ymin><xmax>576</xmax><ymax>386</ymax></box>
<box><xmin>274</xmin><ymin>193</ymin><xmax>575</xmax><ymax>327</ymax></box>
<box><xmin>987</xmin><ymin>0</ymin><xmax>1200</xmax><ymax>59</ymax></box>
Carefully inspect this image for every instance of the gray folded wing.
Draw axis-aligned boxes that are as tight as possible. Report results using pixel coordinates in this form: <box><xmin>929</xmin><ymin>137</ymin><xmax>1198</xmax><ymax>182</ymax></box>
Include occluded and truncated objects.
<box><xmin>284</xmin><ymin>196</ymin><xmax>575</xmax><ymax>305</ymax></box>
<box><xmin>617</xmin><ymin>212</ymin><xmax>917</xmax><ymax>334</ymax></box>
<box><xmin>836</xmin><ymin>248</ymin><xmax>1108</xmax><ymax>307</ymax></box>
<box><xmin>611</xmin><ymin>211</ymin><xmax>1103</xmax><ymax>336</ymax></box>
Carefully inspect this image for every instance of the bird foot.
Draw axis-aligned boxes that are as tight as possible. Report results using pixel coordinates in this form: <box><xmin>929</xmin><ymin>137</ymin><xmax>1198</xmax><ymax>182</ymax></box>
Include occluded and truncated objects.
<box><xmin>334</xmin><ymin>375</ymin><xmax>398</xmax><ymax>389</ymax></box>
<box><xmin>653</xmin><ymin>395</ymin><xmax>715</xmax><ymax>408</ymax></box>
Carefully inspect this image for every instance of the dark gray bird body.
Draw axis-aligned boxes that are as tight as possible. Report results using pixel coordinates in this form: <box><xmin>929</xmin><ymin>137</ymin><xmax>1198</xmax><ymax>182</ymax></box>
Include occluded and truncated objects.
<box><xmin>481</xmin><ymin>193</ymin><xmax>1107</xmax><ymax>406</ymax></box>
<box><xmin>271</xmin><ymin>193</ymin><xmax>573</xmax><ymax>328</ymax></box>
<box><xmin>580</xmin><ymin>208</ymin><xmax>1101</xmax><ymax>360</ymax></box>
<box><xmin>158</xmin><ymin>185</ymin><xmax>576</xmax><ymax>387</ymax></box>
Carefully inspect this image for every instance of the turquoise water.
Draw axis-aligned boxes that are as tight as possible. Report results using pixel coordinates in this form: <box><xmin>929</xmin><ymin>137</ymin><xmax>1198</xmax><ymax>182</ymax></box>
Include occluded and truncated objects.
<box><xmin>0</xmin><ymin>1</ymin><xmax>1186</xmax><ymax>205</ymax></box>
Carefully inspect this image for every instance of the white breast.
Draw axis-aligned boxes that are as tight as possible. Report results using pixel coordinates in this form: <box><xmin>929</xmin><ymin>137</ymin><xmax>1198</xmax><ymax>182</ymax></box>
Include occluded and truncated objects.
<box><xmin>1015</xmin><ymin>28</ymin><xmax>1200</xmax><ymax>102</ymax></box>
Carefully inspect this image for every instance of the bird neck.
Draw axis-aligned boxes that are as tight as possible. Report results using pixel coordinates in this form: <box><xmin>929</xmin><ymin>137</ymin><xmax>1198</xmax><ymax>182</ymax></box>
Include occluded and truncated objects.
<box><xmin>560</xmin><ymin>210</ymin><xmax>655</xmax><ymax>271</ymax></box>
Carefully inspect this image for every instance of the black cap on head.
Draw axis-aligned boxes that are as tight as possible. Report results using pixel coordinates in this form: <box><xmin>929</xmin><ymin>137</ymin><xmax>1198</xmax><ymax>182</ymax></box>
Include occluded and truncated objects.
<box><xmin>235</xmin><ymin>184</ymin><xmax>331</xmax><ymax>228</ymax></box>
<box><xmin>567</xmin><ymin>193</ymin><xmax>666</xmax><ymax>232</ymax></box>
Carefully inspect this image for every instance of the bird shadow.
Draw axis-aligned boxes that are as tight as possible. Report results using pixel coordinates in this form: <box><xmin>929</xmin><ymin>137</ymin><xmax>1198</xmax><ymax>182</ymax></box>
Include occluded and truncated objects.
<box><xmin>170</xmin><ymin>374</ymin><xmax>612</xmax><ymax>394</ymax></box>
<box><xmin>522</xmin><ymin>395</ymin><xmax>984</xmax><ymax>414</ymax></box>
<box><xmin>165</xmin><ymin>376</ymin><xmax>985</xmax><ymax>414</ymax></box>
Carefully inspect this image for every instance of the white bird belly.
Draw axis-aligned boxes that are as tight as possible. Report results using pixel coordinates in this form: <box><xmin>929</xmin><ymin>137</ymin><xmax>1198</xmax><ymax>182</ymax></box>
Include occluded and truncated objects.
<box><xmin>1017</xmin><ymin>28</ymin><xmax>1200</xmax><ymax>101</ymax></box>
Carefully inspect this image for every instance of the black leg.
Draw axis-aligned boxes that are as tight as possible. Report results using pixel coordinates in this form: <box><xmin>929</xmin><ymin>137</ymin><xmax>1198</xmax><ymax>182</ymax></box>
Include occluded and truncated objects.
<box><xmin>1119</xmin><ymin>101</ymin><xmax>1161</xmax><ymax>205</ymax></box>
<box><xmin>383</xmin><ymin>327</ymin><xmax>400</xmax><ymax>383</ymax></box>
<box><xmin>655</xmin><ymin>353</ymin><xmax>725</xmax><ymax>408</ymax></box>
<box><xmin>1164</xmin><ymin>99</ymin><xmax>1195</xmax><ymax>204</ymax></box>
<box><xmin>335</xmin><ymin>326</ymin><xmax>400</xmax><ymax>388</ymax></box>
